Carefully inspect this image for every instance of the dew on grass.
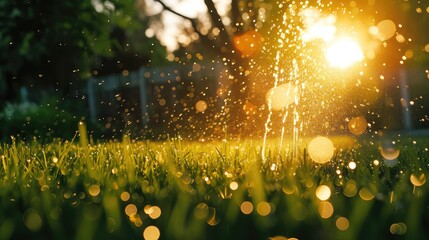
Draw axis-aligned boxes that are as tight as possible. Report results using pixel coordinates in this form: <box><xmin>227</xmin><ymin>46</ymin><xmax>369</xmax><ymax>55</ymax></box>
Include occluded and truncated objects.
<box><xmin>143</xmin><ymin>226</ymin><xmax>160</xmax><ymax>240</ymax></box>
<box><xmin>390</xmin><ymin>222</ymin><xmax>407</xmax><ymax>235</ymax></box>
<box><xmin>240</xmin><ymin>201</ymin><xmax>253</xmax><ymax>215</ymax></box>
<box><xmin>41</xmin><ymin>185</ymin><xmax>49</xmax><ymax>192</ymax></box>
<box><xmin>88</xmin><ymin>185</ymin><xmax>101</xmax><ymax>197</ymax></box>
<box><xmin>229</xmin><ymin>181</ymin><xmax>238</xmax><ymax>190</ymax></box>
<box><xmin>336</xmin><ymin>216</ymin><xmax>350</xmax><ymax>231</ymax></box>
<box><xmin>282</xmin><ymin>184</ymin><xmax>296</xmax><ymax>195</ymax></box>
<box><xmin>410</xmin><ymin>173</ymin><xmax>426</xmax><ymax>187</ymax></box>
<box><xmin>344</xmin><ymin>180</ymin><xmax>357</xmax><ymax>198</ymax></box>
<box><xmin>206</xmin><ymin>207</ymin><xmax>220</xmax><ymax>226</ymax></box>
<box><xmin>23</xmin><ymin>208</ymin><xmax>43</xmax><ymax>231</ymax></box>
<box><xmin>359</xmin><ymin>187</ymin><xmax>375</xmax><ymax>201</ymax></box>
<box><xmin>125</xmin><ymin>204</ymin><xmax>137</xmax><ymax>217</ymax></box>
<box><xmin>194</xmin><ymin>203</ymin><xmax>209</xmax><ymax>219</ymax></box>
<box><xmin>348</xmin><ymin>161</ymin><xmax>356</xmax><ymax>170</ymax></box>
<box><xmin>120</xmin><ymin>192</ymin><xmax>130</xmax><ymax>201</ymax></box>
<box><xmin>316</xmin><ymin>185</ymin><xmax>331</xmax><ymax>201</ymax></box>
<box><xmin>381</xmin><ymin>147</ymin><xmax>400</xmax><ymax>161</ymax></box>
<box><xmin>145</xmin><ymin>205</ymin><xmax>162</xmax><ymax>219</ymax></box>
<box><xmin>256</xmin><ymin>202</ymin><xmax>271</xmax><ymax>216</ymax></box>
<box><xmin>318</xmin><ymin>201</ymin><xmax>334</xmax><ymax>219</ymax></box>
<box><xmin>268</xmin><ymin>236</ymin><xmax>288</xmax><ymax>240</ymax></box>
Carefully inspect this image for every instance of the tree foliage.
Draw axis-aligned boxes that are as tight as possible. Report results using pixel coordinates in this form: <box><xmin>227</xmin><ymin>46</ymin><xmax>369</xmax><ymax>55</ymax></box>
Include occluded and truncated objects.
<box><xmin>0</xmin><ymin>0</ymin><xmax>166</xmax><ymax>102</ymax></box>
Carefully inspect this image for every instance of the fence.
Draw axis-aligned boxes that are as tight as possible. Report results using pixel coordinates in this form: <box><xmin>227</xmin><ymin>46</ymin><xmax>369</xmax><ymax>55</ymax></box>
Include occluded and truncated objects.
<box><xmin>87</xmin><ymin>62</ymin><xmax>226</xmax><ymax>130</ymax></box>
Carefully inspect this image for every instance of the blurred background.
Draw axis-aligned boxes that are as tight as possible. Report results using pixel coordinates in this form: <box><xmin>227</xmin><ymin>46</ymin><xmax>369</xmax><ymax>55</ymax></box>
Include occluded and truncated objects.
<box><xmin>1</xmin><ymin>0</ymin><xmax>429</xmax><ymax>141</ymax></box>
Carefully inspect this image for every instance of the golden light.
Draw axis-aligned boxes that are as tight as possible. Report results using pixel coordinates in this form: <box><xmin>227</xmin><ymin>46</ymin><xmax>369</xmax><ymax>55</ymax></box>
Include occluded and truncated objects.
<box><xmin>256</xmin><ymin>202</ymin><xmax>271</xmax><ymax>216</ymax></box>
<box><xmin>233</xmin><ymin>30</ymin><xmax>263</xmax><ymax>57</ymax></box>
<box><xmin>380</xmin><ymin>147</ymin><xmax>400</xmax><ymax>160</ymax></box>
<box><xmin>88</xmin><ymin>185</ymin><xmax>101</xmax><ymax>197</ymax></box>
<box><xmin>146</xmin><ymin>205</ymin><xmax>162</xmax><ymax>219</ymax></box>
<box><xmin>301</xmin><ymin>8</ymin><xmax>336</xmax><ymax>42</ymax></box>
<box><xmin>120</xmin><ymin>191</ymin><xmax>130</xmax><ymax>201</ymax></box>
<box><xmin>390</xmin><ymin>222</ymin><xmax>407</xmax><ymax>235</ymax></box>
<box><xmin>336</xmin><ymin>217</ymin><xmax>350</xmax><ymax>231</ymax></box>
<box><xmin>343</xmin><ymin>180</ymin><xmax>357</xmax><ymax>197</ymax></box>
<box><xmin>359</xmin><ymin>187</ymin><xmax>375</xmax><ymax>201</ymax></box>
<box><xmin>195</xmin><ymin>100</ymin><xmax>208</xmax><ymax>112</ymax></box>
<box><xmin>410</xmin><ymin>173</ymin><xmax>426</xmax><ymax>187</ymax></box>
<box><xmin>348</xmin><ymin>161</ymin><xmax>357</xmax><ymax>170</ymax></box>
<box><xmin>240</xmin><ymin>201</ymin><xmax>253</xmax><ymax>215</ymax></box>
<box><xmin>374</xmin><ymin>19</ymin><xmax>396</xmax><ymax>41</ymax></box>
<box><xmin>143</xmin><ymin>226</ymin><xmax>160</xmax><ymax>240</ymax></box>
<box><xmin>318</xmin><ymin>201</ymin><xmax>334</xmax><ymax>219</ymax></box>
<box><xmin>229</xmin><ymin>181</ymin><xmax>239</xmax><ymax>190</ymax></box>
<box><xmin>326</xmin><ymin>37</ymin><xmax>364</xmax><ymax>68</ymax></box>
<box><xmin>315</xmin><ymin>185</ymin><xmax>331</xmax><ymax>201</ymax></box>
<box><xmin>266</xmin><ymin>83</ymin><xmax>296</xmax><ymax>111</ymax></box>
<box><xmin>194</xmin><ymin>203</ymin><xmax>209</xmax><ymax>219</ymax></box>
<box><xmin>308</xmin><ymin>136</ymin><xmax>335</xmax><ymax>164</ymax></box>
<box><xmin>348</xmin><ymin>116</ymin><xmax>367</xmax><ymax>135</ymax></box>
<box><xmin>125</xmin><ymin>204</ymin><xmax>138</xmax><ymax>217</ymax></box>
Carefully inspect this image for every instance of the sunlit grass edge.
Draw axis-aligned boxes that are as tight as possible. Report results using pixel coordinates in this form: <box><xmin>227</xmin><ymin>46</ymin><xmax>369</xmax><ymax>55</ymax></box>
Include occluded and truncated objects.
<box><xmin>0</xmin><ymin>134</ymin><xmax>428</xmax><ymax>240</ymax></box>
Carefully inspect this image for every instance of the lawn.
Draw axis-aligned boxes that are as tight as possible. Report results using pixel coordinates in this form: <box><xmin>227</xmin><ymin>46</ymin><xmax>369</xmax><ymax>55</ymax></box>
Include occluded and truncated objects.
<box><xmin>0</xmin><ymin>133</ymin><xmax>428</xmax><ymax>240</ymax></box>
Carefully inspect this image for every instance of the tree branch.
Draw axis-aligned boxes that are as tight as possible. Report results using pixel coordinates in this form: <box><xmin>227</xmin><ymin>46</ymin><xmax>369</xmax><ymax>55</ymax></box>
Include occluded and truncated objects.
<box><xmin>230</xmin><ymin>0</ymin><xmax>242</xmax><ymax>34</ymax></box>
<box><xmin>154</xmin><ymin>0</ymin><xmax>194</xmax><ymax>23</ymax></box>
<box><xmin>203</xmin><ymin>0</ymin><xmax>231</xmax><ymax>46</ymax></box>
<box><xmin>154</xmin><ymin>0</ymin><xmax>220</xmax><ymax>52</ymax></box>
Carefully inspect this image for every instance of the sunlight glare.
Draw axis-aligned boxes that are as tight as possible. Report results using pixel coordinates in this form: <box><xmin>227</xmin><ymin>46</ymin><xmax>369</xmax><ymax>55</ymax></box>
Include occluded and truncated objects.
<box><xmin>266</xmin><ymin>83</ymin><xmax>296</xmax><ymax>111</ymax></box>
<box><xmin>301</xmin><ymin>8</ymin><xmax>336</xmax><ymax>42</ymax></box>
<box><xmin>326</xmin><ymin>38</ymin><xmax>364</xmax><ymax>68</ymax></box>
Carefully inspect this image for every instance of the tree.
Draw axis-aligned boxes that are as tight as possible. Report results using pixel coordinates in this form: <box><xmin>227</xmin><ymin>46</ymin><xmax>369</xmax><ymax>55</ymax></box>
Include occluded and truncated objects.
<box><xmin>0</xmin><ymin>0</ymin><xmax>165</xmax><ymax>104</ymax></box>
<box><xmin>146</xmin><ymin>0</ymin><xmax>429</xmax><ymax>136</ymax></box>
<box><xmin>0</xmin><ymin>0</ymin><xmax>113</xmax><ymax>102</ymax></box>
<box><xmin>146</xmin><ymin>0</ymin><xmax>275</xmax><ymax>133</ymax></box>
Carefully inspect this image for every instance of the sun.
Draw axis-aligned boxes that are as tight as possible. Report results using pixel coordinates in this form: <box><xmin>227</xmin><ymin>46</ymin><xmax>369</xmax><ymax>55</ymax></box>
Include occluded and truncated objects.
<box><xmin>325</xmin><ymin>37</ymin><xmax>364</xmax><ymax>68</ymax></box>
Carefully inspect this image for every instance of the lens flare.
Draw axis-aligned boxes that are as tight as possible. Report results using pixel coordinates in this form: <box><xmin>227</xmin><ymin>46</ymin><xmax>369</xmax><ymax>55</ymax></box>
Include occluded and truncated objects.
<box><xmin>233</xmin><ymin>30</ymin><xmax>263</xmax><ymax>57</ymax></box>
<box><xmin>326</xmin><ymin>38</ymin><xmax>364</xmax><ymax>68</ymax></box>
<box><xmin>375</xmin><ymin>19</ymin><xmax>396</xmax><ymax>41</ymax></box>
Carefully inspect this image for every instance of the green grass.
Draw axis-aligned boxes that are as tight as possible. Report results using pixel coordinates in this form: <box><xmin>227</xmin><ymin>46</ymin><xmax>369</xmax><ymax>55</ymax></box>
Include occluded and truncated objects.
<box><xmin>0</xmin><ymin>134</ymin><xmax>428</xmax><ymax>240</ymax></box>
